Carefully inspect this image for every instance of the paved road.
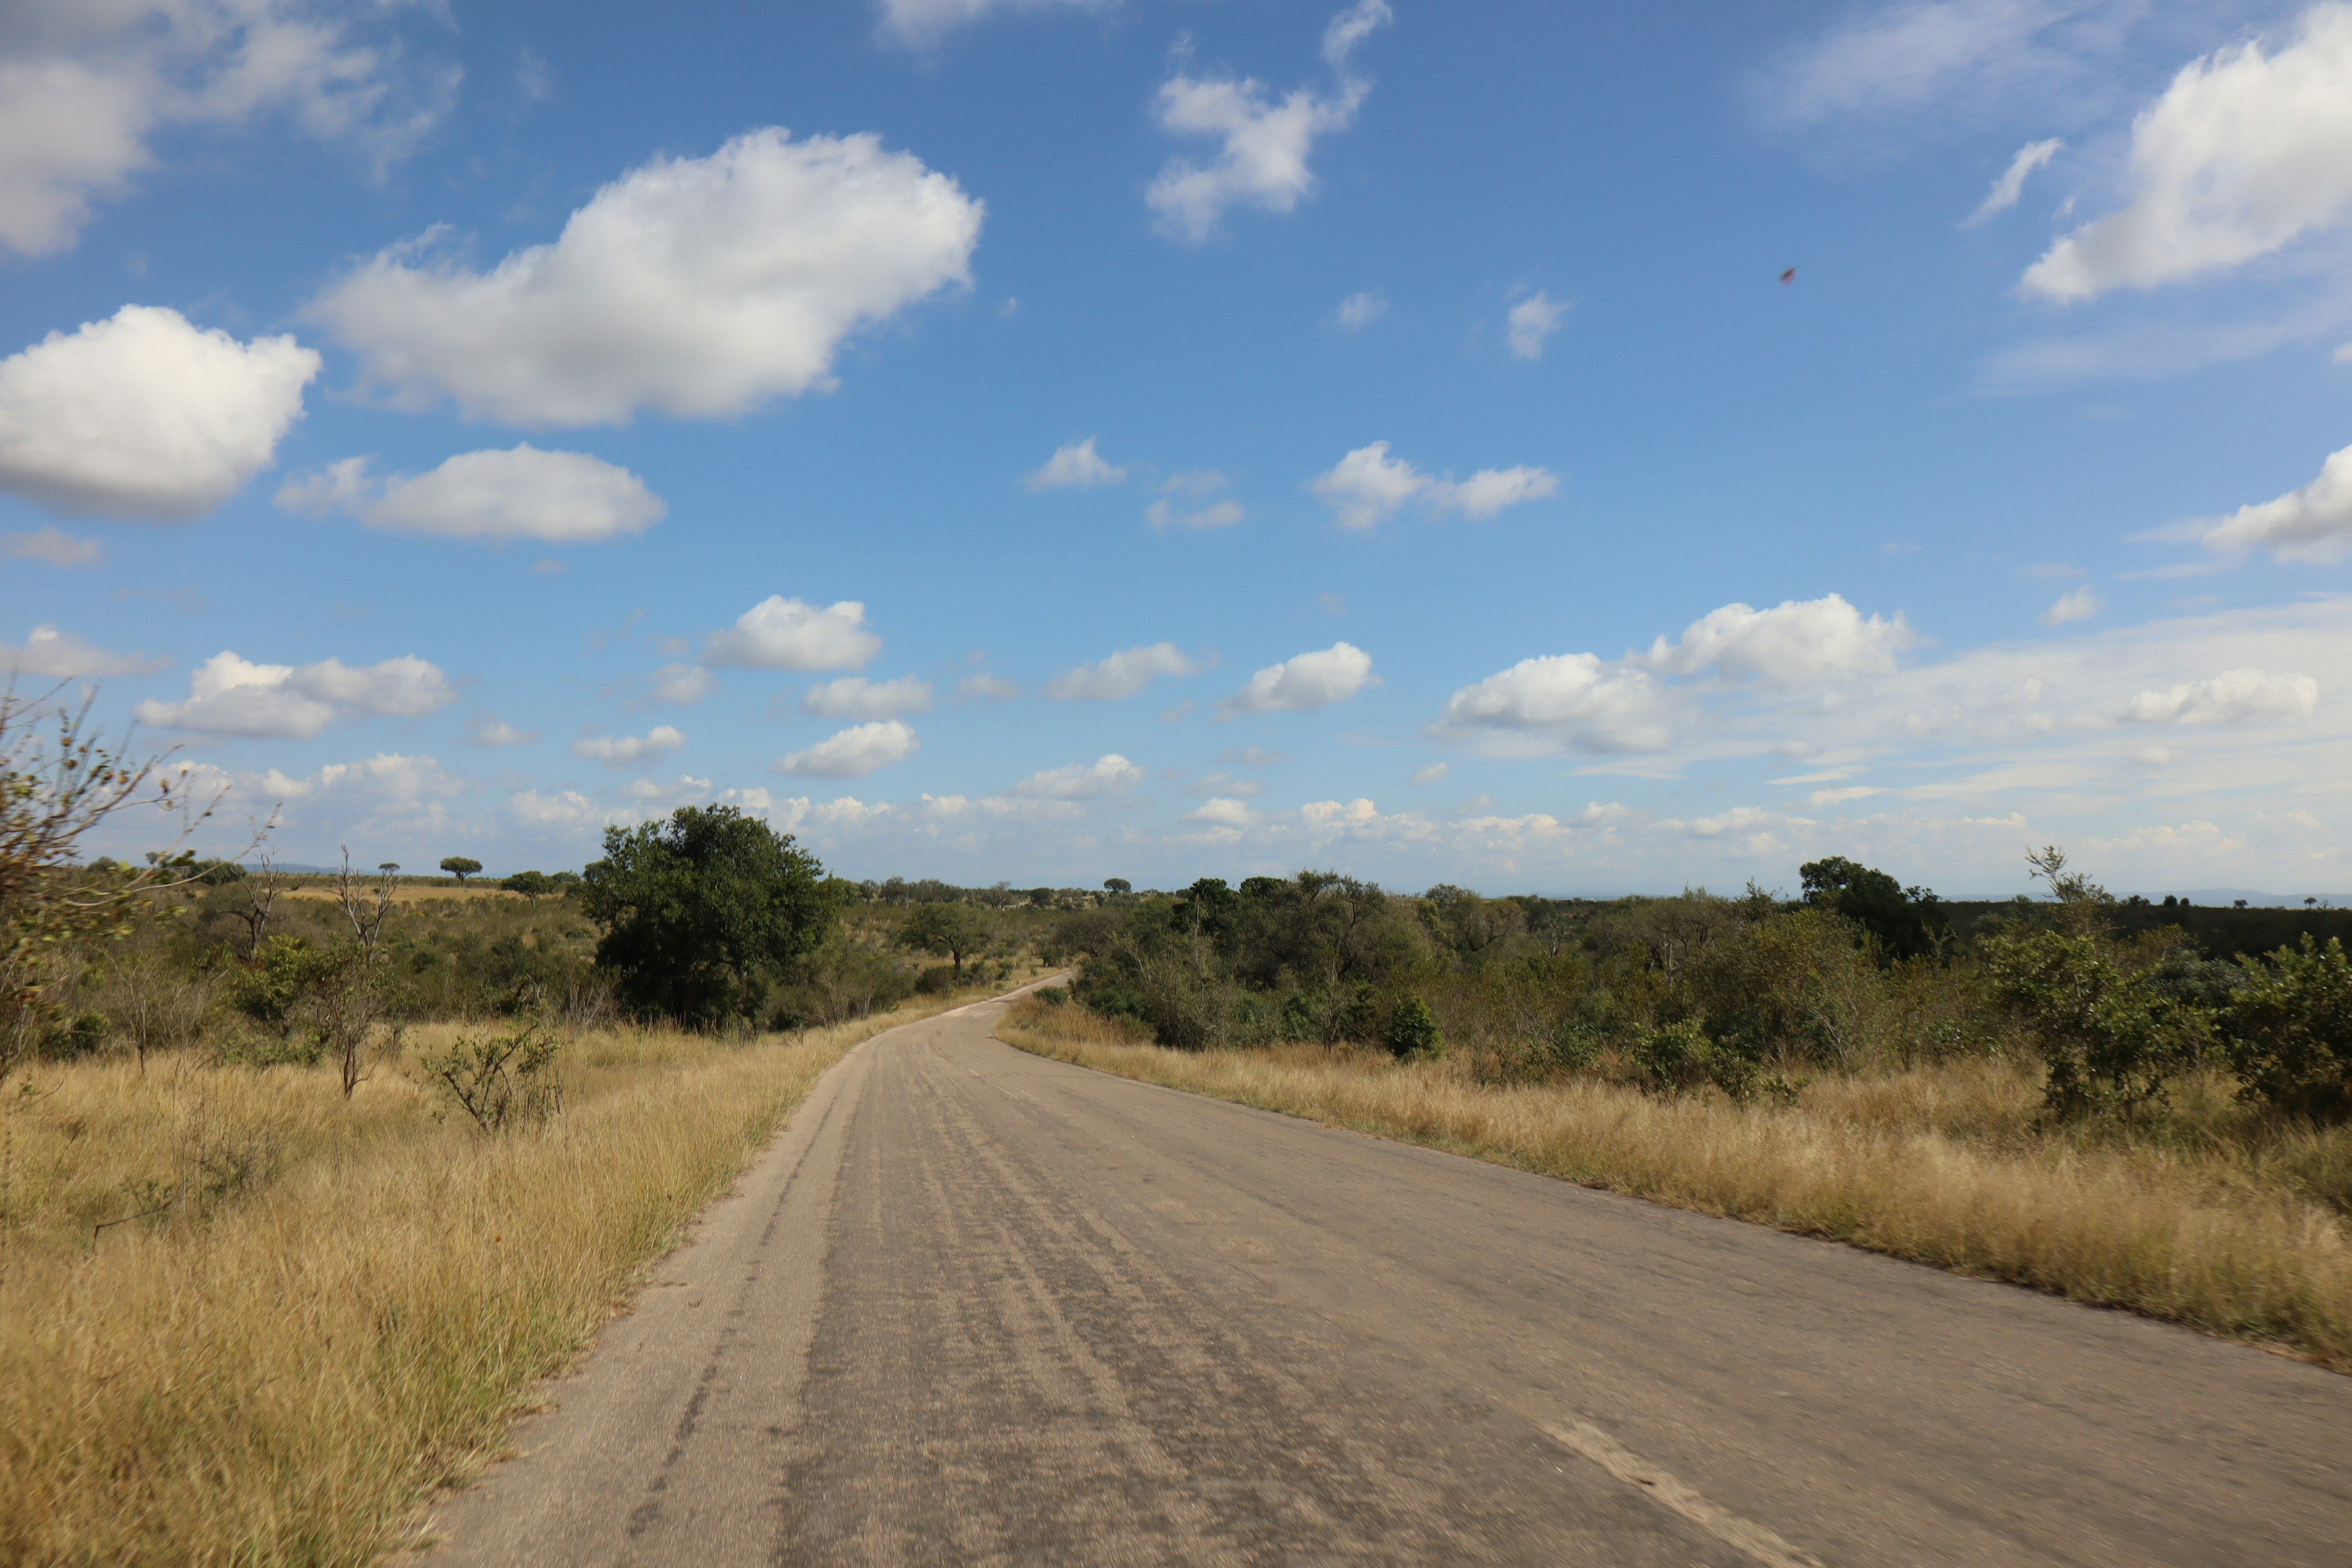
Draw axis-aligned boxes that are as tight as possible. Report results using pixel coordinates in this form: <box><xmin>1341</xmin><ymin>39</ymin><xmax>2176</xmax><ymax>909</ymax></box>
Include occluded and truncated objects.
<box><xmin>431</xmin><ymin>989</ymin><xmax>2352</xmax><ymax>1567</ymax></box>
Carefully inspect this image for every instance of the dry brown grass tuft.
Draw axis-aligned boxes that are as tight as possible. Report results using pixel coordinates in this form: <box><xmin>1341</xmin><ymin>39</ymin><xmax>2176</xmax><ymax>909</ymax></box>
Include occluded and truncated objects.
<box><xmin>0</xmin><ymin>1001</ymin><xmax>950</xmax><ymax>1567</ymax></box>
<box><xmin>1000</xmin><ymin>999</ymin><xmax>2352</xmax><ymax>1368</ymax></box>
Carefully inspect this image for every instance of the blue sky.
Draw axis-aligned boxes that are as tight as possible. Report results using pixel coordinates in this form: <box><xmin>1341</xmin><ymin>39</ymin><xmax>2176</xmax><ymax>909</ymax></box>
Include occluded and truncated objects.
<box><xmin>5</xmin><ymin>0</ymin><xmax>2352</xmax><ymax>895</ymax></box>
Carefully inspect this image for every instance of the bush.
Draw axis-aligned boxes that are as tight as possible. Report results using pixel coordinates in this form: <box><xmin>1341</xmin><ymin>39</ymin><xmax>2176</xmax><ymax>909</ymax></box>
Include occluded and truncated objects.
<box><xmin>1981</xmin><ymin>926</ymin><xmax>2211</xmax><ymax>1117</ymax></box>
<box><xmin>417</xmin><ymin>1024</ymin><xmax>564</xmax><ymax>1133</ymax></box>
<box><xmin>2228</xmin><ymin>937</ymin><xmax>2352</xmax><ymax>1122</ymax></box>
<box><xmin>1383</xmin><ymin>995</ymin><xmax>1443</xmax><ymax>1058</ymax></box>
<box><xmin>1628</xmin><ymin>1018</ymin><xmax>1759</xmax><ymax>1099</ymax></box>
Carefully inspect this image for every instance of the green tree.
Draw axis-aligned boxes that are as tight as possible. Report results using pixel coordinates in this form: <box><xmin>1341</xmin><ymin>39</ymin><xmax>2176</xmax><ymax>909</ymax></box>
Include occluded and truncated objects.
<box><xmin>1383</xmin><ymin>995</ymin><xmax>1443</xmax><ymax>1057</ymax></box>
<box><xmin>2227</xmin><ymin>937</ymin><xmax>2352</xmax><ymax>1121</ymax></box>
<box><xmin>898</xmin><ymin>901</ymin><xmax>993</xmax><ymax>978</ymax></box>
<box><xmin>501</xmin><ymin>869</ymin><xmax>555</xmax><ymax>902</ymax></box>
<box><xmin>440</xmin><ymin>856</ymin><xmax>483</xmax><ymax>884</ymax></box>
<box><xmin>1798</xmin><ymin>854</ymin><xmax>1945</xmax><ymax>962</ymax></box>
<box><xmin>578</xmin><ymin>805</ymin><xmax>839</xmax><ymax>1027</ymax></box>
<box><xmin>1102</xmin><ymin>877</ymin><xmax>1133</xmax><ymax>896</ymax></box>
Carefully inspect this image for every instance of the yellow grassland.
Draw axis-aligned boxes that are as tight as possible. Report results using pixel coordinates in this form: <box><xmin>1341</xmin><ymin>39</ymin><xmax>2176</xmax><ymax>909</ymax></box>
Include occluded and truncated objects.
<box><xmin>999</xmin><ymin>998</ymin><xmax>2352</xmax><ymax>1369</ymax></box>
<box><xmin>0</xmin><ymin>999</ymin><xmax>960</xmax><ymax>1566</ymax></box>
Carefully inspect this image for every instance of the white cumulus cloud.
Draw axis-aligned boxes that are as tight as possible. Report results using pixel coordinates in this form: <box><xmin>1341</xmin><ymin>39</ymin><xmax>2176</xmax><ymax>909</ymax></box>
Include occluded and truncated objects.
<box><xmin>1014</xmin><ymin>753</ymin><xmax>1145</xmax><ymax>799</ymax></box>
<box><xmin>311</xmin><ymin>127</ymin><xmax>984</xmax><ymax>426</ymax></box>
<box><xmin>1506</xmin><ymin>291</ymin><xmax>1570</xmax><ymax>360</ymax></box>
<box><xmin>135</xmin><ymin>650</ymin><xmax>455</xmax><ymax>737</ymax></box>
<box><xmin>2120</xmin><ymin>668</ymin><xmax>2319</xmax><ymax>724</ymax></box>
<box><xmin>1964</xmin><ymin>137</ymin><xmax>2062</xmax><ymax>226</ymax></box>
<box><xmin>956</xmin><ymin>671</ymin><xmax>1022</xmax><ymax>702</ymax></box>
<box><xmin>469</xmin><ymin>717</ymin><xmax>537</xmax><ymax>747</ymax></box>
<box><xmin>0</xmin><ymin>306</ymin><xmax>318</xmax><ymax>519</ymax></box>
<box><xmin>1147</xmin><ymin>1</ymin><xmax>1390</xmax><ymax>244</ymax></box>
<box><xmin>2041</xmin><ymin>586</ymin><xmax>2105</xmax><ymax>626</ymax></box>
<box><xmin>777</xmin><ymin>719</ymin><xmax>919</xmax><ymax>778</ymax></box>
<box><xmin>2024</xmin><ymin>6</ymin><xmax>2352</xmax><ymax>300</ymax></box>
<box><xmin>802</xmin><ymin>674</ymin><xmax>934</xmax><ymax>720</ymax></box>
<box><xmin>704</xmin><ymin>597</ymin><xmax>882</xmax><ymax>671</ymax></box>
<box><xmin>2199</xmin><ymin>442</ymin><xmax>2352</xmax><ymax>562</ymax></box>
<box><xmin>1026</xmin><ymin>436</ymin><xmax>1126</xmax><ymax>490</ymax></box>
<box><xmin>1436</xmin><ymin>654</ymin><xmax>1676</xmax><ymax>753</ymax></box>
<box><xmin>277</xmin><ymin>445</ymin><xmax>665</xmax><ymax>544</ymax></box>
<box><xmin>573</xmin><ymin>725</ymin><xmax>688</xmax><ymax>767</ymax></box>
<box><xmin>1222</xmin><ymin>641</ymin><xmax>1375</xmax><ymax>714</ymax></box>
<box><xmin>875</xmin><ymin>0</ymin><xmax>1106</xmax><ymax>47</ymax></box>
<box><xmin>646</xmin><ymin>665</ymin><xmax>718</xmax><ymax>708</ymax></box>
<box><xmin>1311</xmin><ymin>440</ymin><xmax>1558</xmax><ymax>531</ymax></box>
<box><xmin>1634</xmin><ymin>594</ymin><xmax>1916</xmax><ymax>687</ymax></box>
<box><xmin>1184</xmin><ymin>796</ymin><xmax>1256</xmax><ymax>829</ymax></box>
<box><xmin>2</xmin><ymin>624</ymin><xmax>164</xmax><ymax>679</ymax></box>
<box><xmin>1335</xmin><ymin>290</ymin><xmax>1387</xmax><ymax>330</ymax></box>
<box><xmin>1046</xmin><ymin>642</ymin><xmax>1205</xmax><ymax>700</ymax></box>
<box><xmin>0</xmin><ymin>0</ymin><xmax>454</xmax><ymax>259</ymax></box>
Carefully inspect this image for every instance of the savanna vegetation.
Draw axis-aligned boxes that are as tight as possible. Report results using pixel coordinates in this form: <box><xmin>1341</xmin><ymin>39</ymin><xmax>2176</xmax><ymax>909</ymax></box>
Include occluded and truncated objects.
<box><xmin>0</xmin><ymin>695</ymin><xmax>1055</xmax><ymax>1566</ymax></box>
<box><xmin>1000</xmin><ymin>854</ymin><xmax>2352</xmax><ymax>1367</ymax></box>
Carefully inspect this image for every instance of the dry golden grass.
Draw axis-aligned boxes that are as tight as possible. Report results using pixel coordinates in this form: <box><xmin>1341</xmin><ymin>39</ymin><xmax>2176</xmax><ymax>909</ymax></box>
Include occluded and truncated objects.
<box><xmin>1000</xmin><ymin>1000</ymin><xmax>2352</xmax><ymax>1368</ymax></box>
<box><xmin>0</xmin><ymin>999</ymin><xmax>954</xmax><ymax>1567</ymax></box>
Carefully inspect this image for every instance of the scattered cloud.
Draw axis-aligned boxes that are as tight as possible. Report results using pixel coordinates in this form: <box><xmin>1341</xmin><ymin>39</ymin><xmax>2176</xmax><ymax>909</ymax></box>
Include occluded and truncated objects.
<box><xmin>2</xmin><ymin>527</ymin><xmax>105</xmax><ymax>567</ymax></box>
<box><xmin>1633</xmin><ymin>594</ymin><xmax>1917</xmax><ymax>687</ymax></box>
<box><xmin>277</xmin><ymin>445</ymin><xmax>665</xmax><ymax>543</ymax></box>
<box><xmin>573</xmin><ymin>725</ymin><xmax>688</xmax><ymax>767</ymax></box>
<box><xmin>1183</xmin><ymin>796</ymin><xmax>1256</xmax><ymax>830</ymax></box>
<box><xmin>1408</xmin><ymin>761</ymin><xmax>1450</xmax><ymax>786</ymax></box>
<box><xmin>875</xmin><ymin>0</ymin><xmax>1106</xmax><ymax>47</ymax></box>
<box><xmin>1219</xmin><ymin>745</ymin><xmax>1285</xmax><ymax>766</ymax></box>
<box><xmin>1027</xmin><ymin>436</ymin><xmax>1127</xmax><ymax>490</ymax></box>
<box><xmin>1434</xmin><ymin>654</ymin><xmax>1678</xmax><ymax>754</ymax></box>
<box><xmin>1014</xmin><ymin>753</ymin><xmax>1145</xmax><ymax>799</ymax></box>
<box><xmin>135</xmin><ymin>651</ymin><xmax>454</xmax><ymax>738</ymax></box>
<box><xmin>704</xmin><ymin>597</ymin><xmax>882</xmax><ymax>671</ymax></box>
<box><xmin>0</xmin><ymin>0</ymin><xmax>456</xmax><ymax>259</ymax></box>
<box><xmin>1964</xmin><ymin>137</ymin><xmax>2062</xmax><ymax>225</ymax></box>
<box><xmin>1184</xmin><ymin>772</ymin><xmax>1262</xmax><ymax>797</ymax></box>
<box><xmin>955</xmin><ymin>671</ymin><xmax>1022</xmax><ymax>703</ymax></box>
<box><xmin>646</xmin><ymin>664</ymin><xmax>718</xmax><ymax>707</ymax></box>
<box><xmin>1335</xmin><ymin>290</ymin><xmax>1387</xmax><ymax>330</ymax></box>
<box><xmin>1506</xmin><ymin>291</ymin><xmax>1570</xmax><ymax>360</ymax></box>
<box><xmin>802</xmin><ymin>674</ymin><xmax>934</xmax><ymax>720</ymax></box>
<box><xmin>1310</xmin><ymin>440</ymin><xmax>1557</xmax><ymax>531</ymax></box>
<box><xmin>1222</xmin><ymin>641</ymin><xmax>1376</xmax><ymax>714</ymax></box>
<box><xmin>2197</xmin><ymin>442</ymin><xmax>2352</xmax><ymax>561</ymax></box>
<box><xmin>0</xmin><ymin>306</ymin><xmax>317</xmax><ymax>519</ymax></box>
<box><xmin>311</xmin><ymin>128</ymin><xmax>984</xmax><ymax>425</ymax></box>
<box><xmin>2025</xmin><ymin>7</ymin><xmax>2352</xmax><ymax>300</ymax></box>
<box><xmin>1046</xmin><ymin>642</ymin><xmax>1205</xmax><ymax>699</ymax></box>
<box><xmin>2119</xmin><ymin>668</ymin><xmax>2318</xmax><ymax>723</ymax></box>
<box><xmin>469</xmin><ymin>717</ymin><xmax>538</xmax><ymax>747</ymax></box>
<box><xmin>2041</xmin><ymin>585</ymin><xmax>2105</xmax><ymax>625</ymax></box>
<box><xmin>1148</xmin><ymin>496</ymin><xmax>1246</xmax><ymax>530</ymax></box>
<box><xmin>1147</xmin><ymin>1</ymin><xmax>1391</xmax><ymax>243</ymax></box>
<box><xmin>776</xmin><ymin>718</ymin><xmax>919</xmax><ymax>778</ymax></box>
<box><xmin>2</xmin><ymin>624</ymin><xmax>164</xmax><ymax>679</ymax></box>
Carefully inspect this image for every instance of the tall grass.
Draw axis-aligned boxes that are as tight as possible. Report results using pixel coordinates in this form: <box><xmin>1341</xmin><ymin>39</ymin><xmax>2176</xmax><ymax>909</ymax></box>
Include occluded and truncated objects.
<box><xmin>0</xmin><ymin>1003</ymin><xmax>942</xmax><ymax>1567</ymax></box>
<box><xmin>1001</xmin><ymin>999</ymin><xmax>2352</xmax><ymax>1368</ymax></box>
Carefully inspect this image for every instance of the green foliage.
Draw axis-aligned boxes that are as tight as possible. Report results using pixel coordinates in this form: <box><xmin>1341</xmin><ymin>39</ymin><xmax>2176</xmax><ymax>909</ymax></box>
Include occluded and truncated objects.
<box><xmin>2228</xmin><ymin>937</ymin><xmax>2352</xmax><ymax>1122</ymax></box>
<box><xmin>417</xmin><ymin>1023</ymin><xmax>564</xmax><ymax>1133</ymax></box>
<box><xmin>578</xmin><ymin>805</ymin><xmax>839</xmax><ymax>1027</ymax></box>
<box><xmin>896</xmin><ymin>901</ymin><xmax>994</xmax><ymax>976</ymax></box>
<box><xmin>1980</xmin><ymin>926</ymin><xmax>2211</xmax><ymax>1117</ymax></box>
<box><xmin>1102</xmin><ymin>877</ymin><xmax>1131</xmax><ymax>895</ymax></box>
<box><xmin>500</xmin><ymin>870</ymin><xmax>555</xmax><ymax>900</ymax></box>
<box><xmin>439</xmin><ymin>856</ymin><xmax>483</xmax><ymax>883</ymax></box>
<box><xmin>1383</xmin><ymin>995</ymin><xmax>1443</xmax><ymax>1058</ymax></box>
<box><xmin>1627</xmin><ymin>1018</ymin><xmax>1763</xmax><ymax>1099</ymax></box>
<box><xmin>1800</xmin><ymin>855</ymin><xmax>1946</xmax><ymax>962</ymax></box>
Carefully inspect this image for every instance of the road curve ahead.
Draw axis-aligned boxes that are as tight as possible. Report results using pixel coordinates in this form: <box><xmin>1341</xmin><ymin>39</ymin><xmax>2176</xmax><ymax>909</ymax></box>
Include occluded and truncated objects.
<box><xmin>430</xmin><ymin>990</ymin><xmax>2352</xmax><ymax>1567</ymax></box>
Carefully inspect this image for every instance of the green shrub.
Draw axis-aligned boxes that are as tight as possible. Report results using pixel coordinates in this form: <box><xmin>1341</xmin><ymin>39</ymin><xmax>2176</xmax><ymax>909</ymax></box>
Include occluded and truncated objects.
<box><xmin>1383</xmin><ymin>995</ymin><xmax>1442</xmax><ymax>1058</ymax></box>
<box><xmin>1628</xmin><ymin>1017</ymin><xmax>1759</xmax><ymax>1099</ymax></box>
<box><xmin>2228</xmin><ymin>937</ymin><xmax>2352</xmax><ymax>1122</ymax></box>
<box><xmin>1981</xmin><ymin>927</ymin><xmax>2211</xmax><ymax>1117</ymax></box>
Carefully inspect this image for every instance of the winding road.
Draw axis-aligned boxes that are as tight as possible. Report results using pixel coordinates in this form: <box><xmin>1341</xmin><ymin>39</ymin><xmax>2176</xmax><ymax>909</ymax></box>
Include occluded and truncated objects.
<box><xmin>429</xmin><ymin>987</ymin><xmax>2352</xmax><ymax>1566</ymax></box>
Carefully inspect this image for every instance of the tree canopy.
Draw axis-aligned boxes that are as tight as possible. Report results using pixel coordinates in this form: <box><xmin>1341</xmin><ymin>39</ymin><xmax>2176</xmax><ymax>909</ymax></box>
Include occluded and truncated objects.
<box><xmin>897</xmin><ymin>901</ymin><xmax>993</xmax><ymax>976</ymax></box>
<box><xmin>440</xmin><ymin>856</ymin><xmax>483</xmax><ymax>883</ymax></box>
<box><xmin>578</xmin><ymin>805</ymin><xmax>839</xmax><ymax>1026</ymax></box>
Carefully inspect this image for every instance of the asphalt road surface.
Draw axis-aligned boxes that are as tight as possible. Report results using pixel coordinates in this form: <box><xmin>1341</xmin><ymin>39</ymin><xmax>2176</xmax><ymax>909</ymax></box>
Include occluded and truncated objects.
<box><xmin>430</xmin><ymin>988</ymin><xmax>2352</xmax><ymax>1567</ymax></box>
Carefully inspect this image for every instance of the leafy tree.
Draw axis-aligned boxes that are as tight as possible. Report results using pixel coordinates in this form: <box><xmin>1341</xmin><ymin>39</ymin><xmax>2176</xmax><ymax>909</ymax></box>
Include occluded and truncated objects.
<box><xmin>1799</xmin><ymin>854</ymin><xmax>1946</xmax><ymax>962</ymax></box>
<box><xmin>578</xmin><ymin>805</ymin><xmax>839</xmax><ymax>1027</ymax></box>
<box><xmin>2227</xmin><ymin>937</ymin><xmax>2352</xmax><ymax>1121</ymax></box>
<box><xmin>1384</xmin><ymin>995</ymin><xmax>1443</xmax><ymax>1057</ymax></box>
<box><xmin>440</xmin><ymin>856</ymin><xmax>483</xmax><ymax>884</ymax></box>
<box><xmin>1102</xmin><ymin>877</ymin><xmax>1133</xmax><ymax>895</ymax></box>
<box><xmin>898</xmin><ymin>901</ymin><xmax>993</xmax><ymax>978</ymax></box>
<box><xmin>502</xmin><ymin>869</ymin><xmax>555</xmax><ymax>902</ymax></box>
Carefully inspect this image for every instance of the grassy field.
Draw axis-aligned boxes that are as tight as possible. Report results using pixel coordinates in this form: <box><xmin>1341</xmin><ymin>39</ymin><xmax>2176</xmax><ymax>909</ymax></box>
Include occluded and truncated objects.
<box><xmin>998</xmin><ymin>997</ymin><xmax>2352</xmax><ymax>1370</ymax></box>
<box><xmin>0</xmin><ymin>996</ymin><xmax>976</xmax><ymax>1567</ymax></box>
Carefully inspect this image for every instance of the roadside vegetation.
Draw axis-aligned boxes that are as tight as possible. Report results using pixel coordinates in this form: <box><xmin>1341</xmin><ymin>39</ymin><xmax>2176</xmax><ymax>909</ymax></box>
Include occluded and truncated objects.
<box><xmin>0</xmin><ymin>694</ymin><xmax>1052</xmax><ymax>1566</ymax></box>
<box><xmin>998</xmin><ymin>857</ymin><xmax>2352</xmax><ymax>1367</ymax></box>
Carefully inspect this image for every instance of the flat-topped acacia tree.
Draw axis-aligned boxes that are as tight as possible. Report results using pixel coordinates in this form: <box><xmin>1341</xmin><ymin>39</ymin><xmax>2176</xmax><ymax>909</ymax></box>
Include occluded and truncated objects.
<box><xmin>578</xmin><ymin>805</ymin><xmax>839</xmax><ymax>1028</ymax></box>
<box><xmin>440</xmin><ymin>856</ymin><xmax>483</xmax><ymax>884</ymax></box>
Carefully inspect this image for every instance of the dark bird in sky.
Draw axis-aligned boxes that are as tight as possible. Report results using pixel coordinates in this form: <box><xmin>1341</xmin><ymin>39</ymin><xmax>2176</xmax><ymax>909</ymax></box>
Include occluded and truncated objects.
<box><xmin>1780</xmin><ymin>267</ymin><xmax>1797</xmax><ymax>285</ymax></box>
